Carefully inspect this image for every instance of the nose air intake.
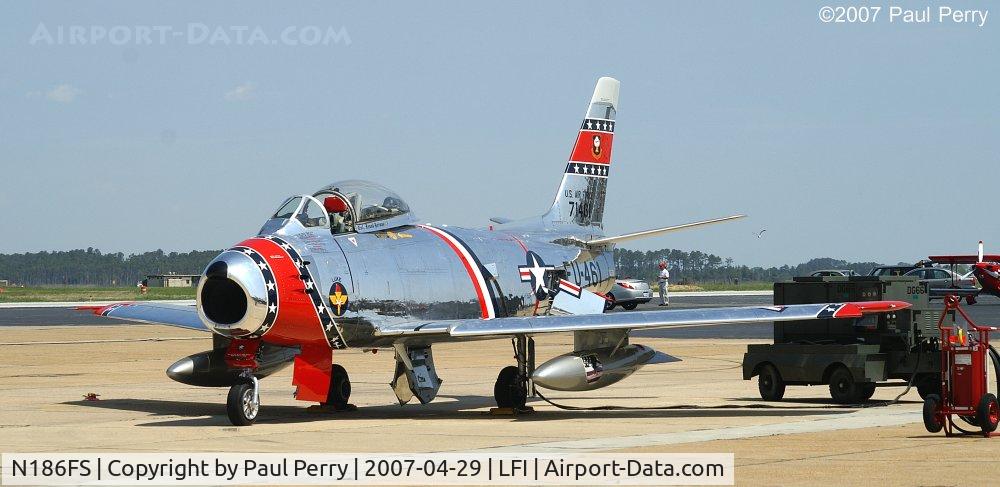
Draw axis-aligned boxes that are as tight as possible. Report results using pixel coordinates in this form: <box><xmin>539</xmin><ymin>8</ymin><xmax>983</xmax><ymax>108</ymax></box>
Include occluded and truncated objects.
<box><xmin>197</xmin><ymin>250</ymin><xmax>271</xmax><ymax>337</ymax></box>
<box><xmin>201</xmin><ymin>262</ymin><xmax>248</xmax><ymax>325</ymax></box>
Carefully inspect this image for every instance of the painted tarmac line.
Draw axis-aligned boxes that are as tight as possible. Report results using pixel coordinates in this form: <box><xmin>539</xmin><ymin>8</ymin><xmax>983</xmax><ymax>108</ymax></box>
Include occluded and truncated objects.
<box><xmin>469</xmin><ymin>408</ymin><xmax>921</xmax><ymax>452</ymax></box>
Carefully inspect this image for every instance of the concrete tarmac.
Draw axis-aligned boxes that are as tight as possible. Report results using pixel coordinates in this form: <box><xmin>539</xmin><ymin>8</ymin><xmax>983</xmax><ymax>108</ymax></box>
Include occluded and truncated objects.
<box><xmin>2</xmin><ymin>297</ymin><xmax>1000</xmax><ymax>485</ymax></box>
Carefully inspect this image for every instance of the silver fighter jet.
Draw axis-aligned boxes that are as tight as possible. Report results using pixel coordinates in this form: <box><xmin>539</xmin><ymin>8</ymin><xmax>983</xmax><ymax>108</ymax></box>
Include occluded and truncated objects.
<box><xmin>90</xmin><ymin>77</ymin><xmax>909</xmax><ymax>425</ymax></box>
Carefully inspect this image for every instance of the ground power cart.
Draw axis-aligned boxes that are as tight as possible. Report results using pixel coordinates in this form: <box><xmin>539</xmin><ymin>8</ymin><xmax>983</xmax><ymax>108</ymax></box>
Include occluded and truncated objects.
<box><xmin>743</xmin><ymin>276</ymin><xmax>943</xmax><ymax>403</ymax></box>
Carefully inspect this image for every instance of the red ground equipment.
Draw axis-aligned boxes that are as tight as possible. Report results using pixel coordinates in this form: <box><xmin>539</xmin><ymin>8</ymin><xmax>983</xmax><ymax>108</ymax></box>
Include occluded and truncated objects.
<box><xmin>923</xmin><ymin>295</ymin><xmax>1000</xmax><ymax>436</ymax></box>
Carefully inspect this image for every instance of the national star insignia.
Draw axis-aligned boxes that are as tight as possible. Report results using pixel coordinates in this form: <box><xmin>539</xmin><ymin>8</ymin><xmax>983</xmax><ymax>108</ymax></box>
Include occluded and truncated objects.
<box><xmin>519</xmin><ymin>252</ymin><xmax>555</xmax><ymax>294</ymax></box>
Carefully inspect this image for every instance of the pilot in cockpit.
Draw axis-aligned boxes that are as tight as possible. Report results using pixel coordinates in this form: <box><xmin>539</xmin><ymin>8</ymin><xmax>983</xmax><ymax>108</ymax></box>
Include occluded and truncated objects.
<box><xmin>323</xmin><ymin>196</ymin><xmax>353</xmax><ymax>234</ymax></box>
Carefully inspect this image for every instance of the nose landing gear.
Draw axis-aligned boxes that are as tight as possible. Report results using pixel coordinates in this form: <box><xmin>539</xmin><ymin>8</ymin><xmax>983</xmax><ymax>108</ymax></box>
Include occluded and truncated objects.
<box><xmin>227</xmin><ymin>371</ymin><xmax>260</xmax><ymax>426</ymax></box>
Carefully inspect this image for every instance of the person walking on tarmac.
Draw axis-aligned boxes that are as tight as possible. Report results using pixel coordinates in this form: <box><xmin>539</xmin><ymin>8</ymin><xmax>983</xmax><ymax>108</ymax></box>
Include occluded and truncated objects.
<box><xmin>658</xmin><ymin>261</ymin><xmax>670</xmax><ymax>306</ymax></box>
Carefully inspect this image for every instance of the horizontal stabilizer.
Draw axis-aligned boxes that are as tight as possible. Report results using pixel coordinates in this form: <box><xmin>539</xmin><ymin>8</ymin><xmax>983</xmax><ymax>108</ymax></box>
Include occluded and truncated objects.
<box><xmin>586</xmin><ymin>214</ymin><xmax>746</xmax><ymax>246</ymax></box>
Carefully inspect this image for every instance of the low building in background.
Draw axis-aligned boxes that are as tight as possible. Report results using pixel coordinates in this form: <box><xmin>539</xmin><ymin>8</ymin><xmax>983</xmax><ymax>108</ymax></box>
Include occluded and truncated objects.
<box><xmin>145</xmin><ymin>273</ymin><xmax>200</xmax><ymax>288</ymax></box>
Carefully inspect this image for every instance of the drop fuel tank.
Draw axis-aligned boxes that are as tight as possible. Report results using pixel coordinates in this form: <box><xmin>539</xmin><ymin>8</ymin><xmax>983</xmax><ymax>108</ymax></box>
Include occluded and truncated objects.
<box><xmin>531</xmin><ymin>344</ymin><xmax>659</xmax><ymax>391</ymax></box>
<box><xmin>166</xmin><ymin>343</ymin><xmax>299</xmax><ymax>387</ymax></box>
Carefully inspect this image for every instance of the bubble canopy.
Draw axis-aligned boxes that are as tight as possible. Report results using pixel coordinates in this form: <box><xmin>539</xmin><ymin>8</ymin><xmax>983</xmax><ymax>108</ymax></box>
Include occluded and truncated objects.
<box><xmin>314</xmin><ymin>180</ymin><xmax>418</xmax><ymax>232</ymax></box>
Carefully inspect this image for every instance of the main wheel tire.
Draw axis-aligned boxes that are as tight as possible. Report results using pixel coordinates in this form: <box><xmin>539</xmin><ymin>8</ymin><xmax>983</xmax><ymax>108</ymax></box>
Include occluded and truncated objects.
<box><xmin>828</xmin><ymin>366</ymin><xmax>860</xmax><ymax>404</ymax></box>
<box><xmin>916</xmin><ymin>375</ymin><xmax>939</xmax><ymax>400</ymax></box>
<box><xmin>977</xmin><ymin>393</ymin><xmax>999</xmax><ymax>433</ymax></box>
<box><xmin>622</xmin><ymin>302</ymin><xmax>638</xmax><ymax>311</ymax></box>
<box><xmin>227</xmin><ymin>382</ymin><xmax>258</xmax><ymax>426</ymax></box>
<box><xmin>604</xmin><ymin>294</ymin><xmax>616</xmax><ymax>311</ymax></box>
<box><xmin>923</xmin><ymin>394</ymin><xmax>943</xmax><ymax>433</ymax></box>
<box><xmin>757</xmin><ymin>364</ymin><xmax>785</xmax><ymax>401</ymax></box>
<box><xmin>326</xmin><ymin>364</ymin><xmax>352</xmax><ymax>410</ymax></box>
<box><xmin>858</xmin><ymin>383</ymin><xmax>877</xmax><ymax>401</ymax></box>
<box><xmin>494</xmin><ymin>365</ymin><xmax>527</xmax><ymax>409</ymax></box>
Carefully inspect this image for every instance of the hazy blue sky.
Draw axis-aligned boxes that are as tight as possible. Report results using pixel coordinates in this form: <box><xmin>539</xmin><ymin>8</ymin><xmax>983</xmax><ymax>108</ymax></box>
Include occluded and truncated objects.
<box><xmin>1</xmin><ymin>2</ymin><xmax>996</xmax><ymax>266</ymax></box>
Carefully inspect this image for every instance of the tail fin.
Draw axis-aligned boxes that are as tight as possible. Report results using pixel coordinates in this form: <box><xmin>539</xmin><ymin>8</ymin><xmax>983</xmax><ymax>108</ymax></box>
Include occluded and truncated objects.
<box><xmin>544</xmin><ymin>77</ymin><xmax>619</xmax><ymax>228</ymax></box>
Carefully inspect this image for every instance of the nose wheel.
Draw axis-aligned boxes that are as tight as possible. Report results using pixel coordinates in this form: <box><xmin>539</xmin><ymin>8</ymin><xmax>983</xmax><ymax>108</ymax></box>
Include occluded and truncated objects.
<box><xmin>227</xmin><ymin>372</ymin><xmax>260</xmax><ymax>426</ymax></box>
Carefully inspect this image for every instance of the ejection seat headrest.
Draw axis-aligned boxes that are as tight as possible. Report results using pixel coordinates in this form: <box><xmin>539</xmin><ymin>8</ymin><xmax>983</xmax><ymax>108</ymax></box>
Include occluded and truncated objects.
<box><xmin>323</xmin><ymin>196</ymin><xmax>349</xmax><ymax>213</ymax></box>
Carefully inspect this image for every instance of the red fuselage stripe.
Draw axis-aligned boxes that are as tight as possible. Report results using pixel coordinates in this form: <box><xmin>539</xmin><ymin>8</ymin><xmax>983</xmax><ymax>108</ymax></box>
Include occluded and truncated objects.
<box><xmin>510</xmin><ymin>235</ymin><xmax>529</xmax><ymax>252</ymax></box>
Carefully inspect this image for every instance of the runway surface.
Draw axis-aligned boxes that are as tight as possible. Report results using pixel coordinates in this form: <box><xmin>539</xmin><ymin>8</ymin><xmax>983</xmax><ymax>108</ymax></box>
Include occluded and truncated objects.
<box><xmin>2</xmin><ymin>294</ymin><xmax>999</xmax><ymax>485</ymax></box>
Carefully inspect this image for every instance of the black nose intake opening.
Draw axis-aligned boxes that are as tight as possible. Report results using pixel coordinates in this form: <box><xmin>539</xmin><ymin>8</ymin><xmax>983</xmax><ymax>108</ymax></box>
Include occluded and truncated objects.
<box><xmin>201</xmin><ymin>276</ymin><xmax>248</xmax><ymax>325</ymax></box>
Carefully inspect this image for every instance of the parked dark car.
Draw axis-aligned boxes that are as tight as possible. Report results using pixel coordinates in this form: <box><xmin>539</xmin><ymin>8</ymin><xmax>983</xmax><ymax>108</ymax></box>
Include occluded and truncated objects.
<box><xmin>809</xmin><ymin>269</ymin><xmax>858</xmax><ymax>277</ymax></box>
<box><xmin>868</xmin><ymin>265</ymin><xmax>918</xmax><ymax>277</ymax></box>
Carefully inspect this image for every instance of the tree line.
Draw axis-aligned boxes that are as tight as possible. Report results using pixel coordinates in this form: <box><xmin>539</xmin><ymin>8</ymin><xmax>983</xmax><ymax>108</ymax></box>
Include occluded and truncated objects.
<box><xmin>0</xmin><ymin>246</ymin><xmax>890</xmax><ymax>287</ymax></box>
<box><xmin>614</xmin><ymin>249</ymin><xmax>886</xmax><ymax>284</ymax></box>
<box><xmin>0</xmin><ymin>248</ymin><xmax>221</xmax><ymax>286</ymax></box>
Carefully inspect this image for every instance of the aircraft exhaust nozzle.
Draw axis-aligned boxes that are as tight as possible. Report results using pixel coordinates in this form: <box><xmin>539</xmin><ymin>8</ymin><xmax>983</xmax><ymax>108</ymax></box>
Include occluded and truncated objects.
<box><xmin>197</xmin><ymin>250</ymin><xmax>272</xmax><ymax>338</ymax></box>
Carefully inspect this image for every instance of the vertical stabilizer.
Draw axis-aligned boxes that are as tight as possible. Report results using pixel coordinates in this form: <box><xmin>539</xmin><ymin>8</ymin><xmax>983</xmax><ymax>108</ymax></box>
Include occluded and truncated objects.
<box><xmin>544</xmin><ymin>77</ymin><xmax>619</xmax><ymax>228</ymax></box>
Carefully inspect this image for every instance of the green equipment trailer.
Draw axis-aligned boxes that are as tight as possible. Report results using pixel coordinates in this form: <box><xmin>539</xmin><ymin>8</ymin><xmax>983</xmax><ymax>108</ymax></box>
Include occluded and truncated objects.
<box><xmin>742</xmin><ymin>276</ymin><xmax>947</xmax><ymax>403</ymax></box>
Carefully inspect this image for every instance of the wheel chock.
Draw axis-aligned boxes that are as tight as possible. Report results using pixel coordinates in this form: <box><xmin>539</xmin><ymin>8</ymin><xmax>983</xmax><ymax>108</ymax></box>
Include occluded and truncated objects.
<box><xmin>487</xmin><ymin>406</ymin><xmax>535</xmax><ymax>416</ymax></box>
<box><xmin>306</xmin><ymin>403</ymin><xmax>358</xmax><ymax>413</ymax></box>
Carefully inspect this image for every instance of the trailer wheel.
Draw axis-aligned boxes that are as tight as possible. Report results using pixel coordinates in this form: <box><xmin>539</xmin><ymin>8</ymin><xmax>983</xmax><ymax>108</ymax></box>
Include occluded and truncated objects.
<box><xmin>976</xmin><ymin>393</ymin><xmax>999</xmax><ymax>434</ymax></box>
<box><xmin>828</xmin><ymin>366</ymin><xmax>860</xmax><ymax>403</ymax></box>
<box><xmin>757</xmin><ymin>364</ymin><xmax>785</xmax><ymax>401</ymax></box>
<box><xmin>916</xmin><ymin>375</ymin><xmax>939</xmax><ymax>400</ymax></box>
<box><xmin>923</xmin><ymin>394</ymin><xmax>943</xmax><ymax>433</ymax></box>
<box><xmin>858</xmin><ymin>383</ymin><xmax>876</xmax><ymax>401</ymax></box>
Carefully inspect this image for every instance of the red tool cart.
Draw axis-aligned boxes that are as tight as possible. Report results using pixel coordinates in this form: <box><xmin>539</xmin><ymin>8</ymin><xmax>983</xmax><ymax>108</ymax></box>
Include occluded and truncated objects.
<box><xmin>923</xmin><ymin>295</ymin><xmax>1000</xmax><ymax>436</ymax></box>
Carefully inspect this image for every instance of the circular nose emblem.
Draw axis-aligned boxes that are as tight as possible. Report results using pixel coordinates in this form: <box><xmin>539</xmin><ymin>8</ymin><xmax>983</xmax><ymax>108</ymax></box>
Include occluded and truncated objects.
<box><xmin>329</xmin><ymin>282</ymin><xmax>349</xmax><ymax>317</ymax></box>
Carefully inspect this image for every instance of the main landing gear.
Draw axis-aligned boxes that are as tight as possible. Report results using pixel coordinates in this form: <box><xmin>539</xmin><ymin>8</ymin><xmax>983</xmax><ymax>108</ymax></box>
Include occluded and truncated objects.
<box><xmin>493</xmin><ymin>336</ymin><xmax>534</xmax><ymax>412</ymax></box>
<box><xmin>325</xmin><ymin>364</ymin><xmax>353</xmax><ymax>410</ymax></box>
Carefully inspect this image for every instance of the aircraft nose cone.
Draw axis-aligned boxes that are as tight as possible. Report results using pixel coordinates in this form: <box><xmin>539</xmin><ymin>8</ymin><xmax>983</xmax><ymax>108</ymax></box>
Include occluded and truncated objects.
<box><xmin>197</xmin><ymin>249</ymin><xmax>273</xmax><ymax>338</ymax></box>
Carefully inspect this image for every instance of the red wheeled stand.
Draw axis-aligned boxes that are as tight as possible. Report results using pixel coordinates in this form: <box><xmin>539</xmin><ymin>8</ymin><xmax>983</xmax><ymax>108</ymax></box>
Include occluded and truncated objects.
<box><xmin>923</xmin><ymin>295</ymin><xmax>1000</xmax><ymax>437</ymax></box>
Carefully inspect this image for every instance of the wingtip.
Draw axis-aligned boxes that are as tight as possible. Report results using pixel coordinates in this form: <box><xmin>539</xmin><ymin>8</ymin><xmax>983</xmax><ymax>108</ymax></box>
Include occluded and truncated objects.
<box><xmin>833</xmin><ymin>300</ymin><xmax>911</xmax><ymax>318</ymax></box>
